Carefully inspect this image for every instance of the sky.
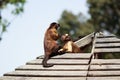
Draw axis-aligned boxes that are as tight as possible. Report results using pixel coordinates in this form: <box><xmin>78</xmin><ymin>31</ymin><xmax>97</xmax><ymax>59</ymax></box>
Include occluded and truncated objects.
<box><xmin>0</xmin><ymin>0</ymin><xmax>89</xmax><ymax>76</ymax></box>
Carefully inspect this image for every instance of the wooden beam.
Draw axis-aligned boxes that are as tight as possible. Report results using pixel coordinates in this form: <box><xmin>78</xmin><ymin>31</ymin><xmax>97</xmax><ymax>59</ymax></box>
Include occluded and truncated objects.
<box><xmin>96</xmin><ymin>38</ymin><xmax>120</xmax><ymax>43</ymax></box>
<box><xmin>74</xmin><ymin>32</ymin><xmax>94</xmax><ymax>47</ymax></box>
<box><xmin>95</xmin><ymin>43</ymin><xmax>120</xmax><ymax>48</ymax></box>
<box><xmin>26</xmin><ymin>59</ymin><xmax>89</xmax><ymax>65</ymax></box>
<box><xmin>88</xmin><ymin>71</ymin><xmax>120</xmax><ymax>77</ymax></box>
<box><xmin>0</xmin><ymin>76</ymin><xmax>86</xmax><ymax>80</ymax></box>
<box><xmin>94</xmin><ymin>48</ymin><xmax>120</xmax><ymax>53</ymax></box>
<box><xmin>37</xmin><ymin>53</ymin><xmax>91</xmax><ymax>59</ymax></box>
<box><xmin>16</xmin><ymin>65</ymin><xmax>88</xmax><ymax>71</ymax></box>
<box><xmin>87</xmin><ymin>77</ymin><xmax>120</xmax><ymax>80</ymax></box>
<box><xmin>91</xmin><ymin>59</ymin><xmax>120</xmax><ymax>65</ymax></box>
<box><xmin>4</xmin><ymin>71</ymin><xmax>87</xmax><ymax>77</ymax></box>
<box><xmin>90</xmin><ymin>65</ymin><xmax>120</xmax><ymax>71</ymax></box>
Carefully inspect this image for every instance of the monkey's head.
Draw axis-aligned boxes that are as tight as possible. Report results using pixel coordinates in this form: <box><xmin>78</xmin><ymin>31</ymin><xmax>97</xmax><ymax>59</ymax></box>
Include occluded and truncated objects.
<box><xmin>49</xmin><ymin>22</ymin><xmax>60</xmax><ymax>29</ymax></box>
<box><xmin>61</xmin><ymin>34</ymin><xmax>71</xmax><ymax>42</ymax></box>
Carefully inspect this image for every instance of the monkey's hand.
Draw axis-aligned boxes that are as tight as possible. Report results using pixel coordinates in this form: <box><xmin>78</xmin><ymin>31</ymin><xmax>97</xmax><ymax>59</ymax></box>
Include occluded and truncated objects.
<box><xmin>58</xmin><ymin>49</ymin><xmax>63</xmax><ymax>52</ymax></box>
<box><xmin>58</xmin><ymin>48</ymin><xmax>68</xmax><ymax>53</ymax></box>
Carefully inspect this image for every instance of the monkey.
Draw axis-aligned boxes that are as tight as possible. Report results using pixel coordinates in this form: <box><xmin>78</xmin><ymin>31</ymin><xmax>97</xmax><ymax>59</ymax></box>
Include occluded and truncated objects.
<box><xmin>42</xmin><ymin>22</ymin><xmax>61</xmax><ymax>67</ymax></box>
<box><xmin>59</xmin><ymin>34</ymin><xmax>81</xmax><ymax>53</ymax></box>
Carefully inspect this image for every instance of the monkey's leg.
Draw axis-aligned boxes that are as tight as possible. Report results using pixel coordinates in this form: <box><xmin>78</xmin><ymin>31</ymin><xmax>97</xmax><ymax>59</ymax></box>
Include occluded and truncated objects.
<box><xmin>50</xmin><ymin>45</ymin><xmax>64</xmax><ymax>57</ymax></box>
<box><xmin>42</xmin><ymin>54</ymin><xmax>54</xmax><ymax>67</ymax></box>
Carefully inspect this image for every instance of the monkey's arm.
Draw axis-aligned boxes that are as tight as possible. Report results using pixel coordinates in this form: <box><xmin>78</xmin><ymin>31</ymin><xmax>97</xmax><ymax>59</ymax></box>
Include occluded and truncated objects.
<box><xmin>49</xmin><ymin>29</ymin><xmax>59</xmax><ymax>40</ymax></box>
<box><xmin>58</xmin><ymin>41</ymin><xmax>72</xmax><ymax>53</ymax></box>
<box><xmin>58</xmin><ymin>48</ymin><xmax>67</xmax><ymax>53</ymax></box>
<box><xmin>66</xmin><ymin>41</ymin><xmax>72</xmax><ymax>52</ymax></box>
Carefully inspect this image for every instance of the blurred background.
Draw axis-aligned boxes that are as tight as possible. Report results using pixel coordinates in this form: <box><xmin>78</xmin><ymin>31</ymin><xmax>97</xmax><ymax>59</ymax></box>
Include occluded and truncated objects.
<box><xmin>0</xmin><ymin>0</ymin><xmax>120</xmax><ymax>76</ymax></box>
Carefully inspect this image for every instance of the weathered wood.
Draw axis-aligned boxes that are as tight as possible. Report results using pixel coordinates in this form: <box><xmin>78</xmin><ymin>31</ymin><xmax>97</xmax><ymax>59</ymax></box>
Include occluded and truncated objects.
<box><xmin>37</xmin><ymin>53</ymin><xmax>91</xmax><ymax>59</ymax></box>
<box><xmin>0</xmin><ymin>76</ymin><xmax>86</xmax><ymax>80</ymax></box>
<box><xmin>88</xmin><ymin>71</ymin><xmax>120</xmax><ymax>77</ymax></box>
<box><xmin>86</xmin><ymin>32</ymin><xmax>97</xmax><ymax>77</ymax></box>
<box><xmin>1</xmin><ymin>32</ymin><xmax>120</xmax><ymax>80</ymax></box>
<box><xmin>4</xmin><ymin>71</ymin><xmax>87</xmax><ymax>77</ymax></box>
<box><xmin>95</xmin><ymin>43</ymin><xmax>120</xmax><ymax>48</ymax></box>
<box><xmin>87</xmin><ymin>77</ymin><xmax>120</xmax><ymax>80</ymax></box>
<box><xmin>74</xmin><ymin>32</ymin><xmax>94</xmax><ymax>47</ymax></box>
<box><xmin>91</xmin><ymin>59</ymin><xmax>120</xmax><ymax>65</ymax></box>
<box><xmin>27</xmin><ymin>59</ymin><xmax>89</xmax><ymax>65</ymax></box>
<box><xmin>94</xmin><ymin>48</ymin><xmax>120</xmax><ymax>53</ymax></box>
<box><xmin>16</xmin><ymin>65</ymin><xmax>88</xmax><ymax>71</ymax></box>
<box><xmin>96</xmin><ymin>38</ymin><xmax>120</xmax><ymax>43</ymax></box>
<box><xmin>90</xmin><ymin>65</ymin><xmax>120</xmax><ymax>71</ymax></box>
<box><xmin>97</xmin><ymin>36</ymin><xmax>116</xmax><ymax>38</ymax></box>
<box><xmin>96</xmin><ymin>33</ymin><xmax>116</xmax><ymax>38</ymax></box>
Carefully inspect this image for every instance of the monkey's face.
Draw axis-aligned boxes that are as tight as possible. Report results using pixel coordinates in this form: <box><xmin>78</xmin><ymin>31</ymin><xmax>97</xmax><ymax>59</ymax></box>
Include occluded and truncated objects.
<box><xmin>61</xmin><ymin>34</ymin><xmax>71</xmax><ymax>42</ymax></box>
<box><xmin>54</xmin><ymin>23</ymin><xmax>60</xmax><ymax>29</ymax></box>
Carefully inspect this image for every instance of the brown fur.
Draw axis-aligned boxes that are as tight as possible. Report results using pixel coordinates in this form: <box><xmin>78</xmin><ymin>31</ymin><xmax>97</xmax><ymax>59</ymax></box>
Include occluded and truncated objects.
<box><xmin>42</xmin><ymin>22</ymin><xmax>61</xmax><ymax>67</ymax></box>
<box><xmin>59</xmin><ymin>34</ymin><xmax>81</xmax><ymax>53</ymax></box>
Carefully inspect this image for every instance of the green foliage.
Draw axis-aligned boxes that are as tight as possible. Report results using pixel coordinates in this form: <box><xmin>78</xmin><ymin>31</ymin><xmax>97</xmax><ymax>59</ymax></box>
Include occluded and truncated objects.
<box><xmin>0</xmin><ymin>0</ymin><xmax>26</xmax><ymax>34</ymax></box>
<box><xmin>87</xmin><ymin>0</ymin><xmax>120</xmax><ymax>58</ymax></box>
<box><xmin>87</xmin><ymin>0</ymin><xmax>120</xmax><ymax>36</ymax></box>
<box><xmin>58</xmin><ymin>10</ymin><xmax>94</xmax><ymax>40</ymax></box>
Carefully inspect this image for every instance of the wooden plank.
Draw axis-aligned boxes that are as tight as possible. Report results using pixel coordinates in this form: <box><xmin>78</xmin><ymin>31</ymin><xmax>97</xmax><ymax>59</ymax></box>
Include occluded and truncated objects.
<box><xmin>37</xmin><ymin>53</ymin><xmax>91</xmax><ymax>59</ymax></box>
<box><xmin>96</xmin><ymin>38</ymin><xmax>120</xmax><ymax>43</ymax></box>
<box><xmin>86</xmin><ymin>33</ymin><xmax>97</xmax><ymax>77</ymax></box>
<box><xmin>97</xmin><ymin>35</ymin><xmax>116</xmax><ymax>38</ymax></box>
<box><xmin>95</xmin><ymin>43</ymin><xmax>120</xmax><ymax>48</ymax></box>
<box><xmin>94</xmin><ymin>48</ymin><xmax>120</xmax><ymax>53</ymax></box>
<box><xmin>4</xmin><ymin>71</ymin><xmax>87</xmax><ymax>77</ymax></box>
<box><xmin>90</xmin><ymin>65</ymin><xmax>120</xmax><ymax>71</ymax></box>
<box><xmin>88</xmin><ymin>71</ymin><xmax>120</xmax><ymax>77</ymax></box>
<box><xmin>96</xmin><ymin>33</ymin><xmax>116</xmax><ymax>38</ymax></box>
<box><xmin>74</xmin><ymin>32</ymin><xmax>94</xmax><ymax>47</ymax></box>
<box><xmin>16</xmin><ymin>65</ymin><xmax>88</xmax><ymax>71</ymax></box>
<box><xmin>0</xmin><ymin>76</ymin><xmax>86</xmax><ymax>80</ymax></box>
<box><xmin>91</xmin><ymin>59</ymin><xmax>120</xmax><ymax>65</ymax></box>
<box><xmin>27</xmin><ymin>59</ymin><xmax>89</xmax><ymax>65</ymax></box>
<box><xmin>87</xmin><ymin>77</ymin><xmax>120</xmax><ymax>80</ymax></box>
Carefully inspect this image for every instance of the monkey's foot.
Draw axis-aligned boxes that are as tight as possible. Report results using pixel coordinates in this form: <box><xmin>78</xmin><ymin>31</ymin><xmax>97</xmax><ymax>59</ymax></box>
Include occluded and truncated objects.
<box><xmin>43</xmin><ymin>64</ymin><xmax>54</xmax><ymax>68</ymax></box>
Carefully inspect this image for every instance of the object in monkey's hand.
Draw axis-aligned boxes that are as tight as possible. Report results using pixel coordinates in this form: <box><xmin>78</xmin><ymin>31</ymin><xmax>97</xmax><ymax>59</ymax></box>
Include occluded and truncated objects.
<box><xmin>59</xmin><ymin>34</ymin><xmax>81</xmax><ymax>53</ymax></box>
<box><xmin>42</xmin><ymin>22</ymin><xmax>61</xmax><ymax>68</ymax></box>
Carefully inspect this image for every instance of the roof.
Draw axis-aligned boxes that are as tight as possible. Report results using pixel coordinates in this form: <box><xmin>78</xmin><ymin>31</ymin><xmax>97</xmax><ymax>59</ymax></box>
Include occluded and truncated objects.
<box><xmin>0</xmin><ymin>32</ymin><xmax>120</xmax><ymax>80</ymax></box>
